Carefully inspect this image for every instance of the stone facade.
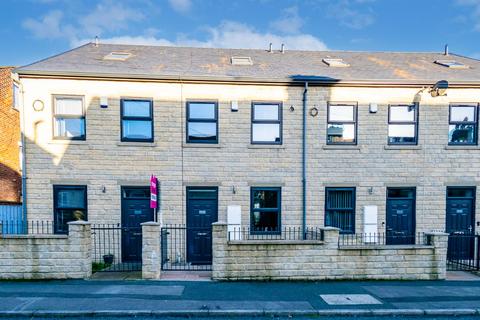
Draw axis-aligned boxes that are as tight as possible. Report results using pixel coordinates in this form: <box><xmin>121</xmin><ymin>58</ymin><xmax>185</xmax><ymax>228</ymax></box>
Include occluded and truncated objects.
<box><xmin>17</xmin><ymin>76</ymin><xmax>480</xmax><ymax>234</ymax></box>
<box><xmin>0</xmin><ymin>221</ymin><xmax>92</xmax><ymax>279</ymax></box>
<box><xmin>0</xmin><ymin>67</ymin><xmax>21</xmax><ymax>204</ymax></box>
<box><xmin>212</xmin><ymin>223</ymin><xmax>448</xmax><ymax>281</ymax></box>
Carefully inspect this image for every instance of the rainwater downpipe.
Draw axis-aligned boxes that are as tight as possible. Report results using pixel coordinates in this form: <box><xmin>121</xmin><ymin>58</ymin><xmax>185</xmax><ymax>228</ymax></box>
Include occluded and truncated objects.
<box><xmin>19</xmin><ymin>80</ymin><xmax>27</xmax><ymax>222</ymax></box>
<box><xmin>302</xmin><ymin>81</ymin><xmax>308</xmax><ymax>240</ymax></box>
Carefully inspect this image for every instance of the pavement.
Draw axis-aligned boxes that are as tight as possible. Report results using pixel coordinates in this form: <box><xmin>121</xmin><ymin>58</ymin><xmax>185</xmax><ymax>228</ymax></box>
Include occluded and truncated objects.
<box><xmin>0</xmin><ymin>272</ymin><xmax>480</xmax><ymax>318</ymax></box>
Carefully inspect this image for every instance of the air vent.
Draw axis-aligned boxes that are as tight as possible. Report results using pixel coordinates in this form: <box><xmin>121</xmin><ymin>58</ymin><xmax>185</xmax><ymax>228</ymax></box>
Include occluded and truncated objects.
<box><xmin>434</xmin><ymin>60</ymin><xmax>469</xmax><ymax>69</ymax></box>
<box><xmin>103</xmin><ymin>52</ymin><xmax>132</xmax><ymax>61</ymax></box>
<box><xmin>322</xmin><ymin>58</ymin><xmax>350</xmax><ymax>68</ymax></box>
<box><xmin>231</xmin><ymin>56</ymin><xmax>253</xmax><ymax>66</ymax></box>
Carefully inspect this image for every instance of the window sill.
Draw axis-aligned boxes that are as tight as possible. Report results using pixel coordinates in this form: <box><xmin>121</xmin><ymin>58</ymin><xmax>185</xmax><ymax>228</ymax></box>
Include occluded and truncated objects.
<box><xmin>384</xmin><ymin>145</ymin><xmax>422</xmax><ymax>150</ymax></box>
<box><xmin>444</xmin><ymin>145</ymin><xmax>480</xmax><ymax>150</ymax></box>
<box><xmin>116</xmin><ymin>142</ymin><xmax>156</xmax><ymax>147</ymax></box>
<box><xmin>322</xmin><ymin>145</ymin><xmax>361</xmax><ymax>150</ymax></box>
<box><xmin>248</xmin><ymin>144</ymin><xmax>285</xmax><ymax>149</ymax></box>
<box><xmin>49</xmin><ymin>140</ymin><xmax>87</xmax><ymax>145</ymax></box>
<box><xmin>182</xmin><ymin>143</ymin><xmax>222</xmax><ymax>148</ymax></box>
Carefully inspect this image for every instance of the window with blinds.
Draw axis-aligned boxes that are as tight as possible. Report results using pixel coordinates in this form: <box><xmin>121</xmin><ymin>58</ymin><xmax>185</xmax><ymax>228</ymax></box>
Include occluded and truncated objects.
<box><xmin>325</xmin><ymin>187</ymin><xmax>355</xmax><ymax>234</ymax></box>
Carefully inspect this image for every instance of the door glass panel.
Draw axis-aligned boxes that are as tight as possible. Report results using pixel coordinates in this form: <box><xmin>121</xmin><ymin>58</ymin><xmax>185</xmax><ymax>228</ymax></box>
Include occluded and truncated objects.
<box><xmin>123</xmin><ymin>188</ymin><xmax>150</xmax><ymax>199</ymax></box>
<box><xmin>447</xmin><ymin>188</ymin><xmax>475</xmax><ymax>198</ymax></box>
<box><xmin>387</xmin><ymin>188</ymin><xmax>414</xmax><ymax>198</ymax></box>
<box><xmin>188</xmin><ymin>189</ymin><xmax>217</xmax><ymax>199</ymax></box>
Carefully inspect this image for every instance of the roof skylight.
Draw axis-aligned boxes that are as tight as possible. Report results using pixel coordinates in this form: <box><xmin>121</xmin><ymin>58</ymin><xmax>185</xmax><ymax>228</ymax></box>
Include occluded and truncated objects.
<box><xmin>434</xmin><ymin>60</ymin><xmax>469</xmax><ymax>69</ymax></box>
<box><xmin>103</xmin><ymin>52</ymin><xmax>132</xmax><ymax>61</ymax></box>
<box><xmin>322</xmin><ymin>58</ymin><xmax>350</xmax><ymax>68</ymax></box>
<box><xmin>231</xmin><ymin>56</ymin><xmax>253</xmax><ymax>66</ymax></box>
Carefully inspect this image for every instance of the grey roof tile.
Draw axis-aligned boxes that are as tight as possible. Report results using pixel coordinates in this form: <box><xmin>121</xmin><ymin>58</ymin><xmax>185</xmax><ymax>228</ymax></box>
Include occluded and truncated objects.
<box><xmin>15</xmin><ymin>43</ymin><xmax>480</xmax><ymax>84</ymax></box>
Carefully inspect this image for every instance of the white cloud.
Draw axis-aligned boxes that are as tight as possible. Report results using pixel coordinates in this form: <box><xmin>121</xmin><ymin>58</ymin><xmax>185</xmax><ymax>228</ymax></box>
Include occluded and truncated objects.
<box><xmin>326</xmin><ymin>0</ymin><xmax>375</xmax><ymax>29</ymax></box>
<box><xmin>270</xmin><ymin>6</ymin><xmax>304</xmax><ymax>34</ymax></box>
<box><xmin>22</xmin><ymin>0</ymin><xmax>144</xmax><ymax>42</ymax></box>
<box><xmin>168</xmin><ymin>0</ymin><xmax>192</xmax><ymax>14</ymax></box>
<box><xmin>79</xmin><ymin>1</ymin><xmax>144</xmax><ymax>36</ymax></box>
<box><xmin>76</xmin><ymin>21</ymin><xmax>328</xmax><ymax>51</ymax></box>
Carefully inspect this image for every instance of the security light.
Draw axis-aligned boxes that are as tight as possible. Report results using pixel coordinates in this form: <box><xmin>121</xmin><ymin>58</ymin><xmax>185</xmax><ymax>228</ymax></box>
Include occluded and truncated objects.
<box><xmin>430</xmin><ymin>80</ymin><xmax>449</xmax><ymax>97</ymax></box>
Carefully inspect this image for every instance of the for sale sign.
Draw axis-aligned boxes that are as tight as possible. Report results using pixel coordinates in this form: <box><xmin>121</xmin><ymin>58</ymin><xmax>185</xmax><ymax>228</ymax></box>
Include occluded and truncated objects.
<box><xmin>150</xmin><ymin>175</ymin><xmax>158</xmax><ymax>209</ymax></box>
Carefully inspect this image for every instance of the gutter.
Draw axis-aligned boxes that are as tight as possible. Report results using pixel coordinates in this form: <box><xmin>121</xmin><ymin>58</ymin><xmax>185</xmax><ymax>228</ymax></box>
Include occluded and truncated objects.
<box><xmin>15</xmin><ymin>70</ymin><xmax>480</xmax><ymax>88</ymax></box>
<box><xmin>302</xmin><ymin>82</ymin><xmax>308</xmax><ymax>239</ymax></box>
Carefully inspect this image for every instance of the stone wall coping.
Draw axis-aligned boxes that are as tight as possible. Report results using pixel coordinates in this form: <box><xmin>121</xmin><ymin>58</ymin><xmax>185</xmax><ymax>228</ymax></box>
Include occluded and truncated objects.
<box><xmin>212</xmin><ymin>221</ymin><xmax>227</xmax><ymax>226</ymax></box>
<box><xmin>339</xmin><ymin>244</ymin><xmax>434</xmax><ymax>250</ymax></box>
<box><xmin>425</xmin><ymin>231</ymin><xmax>449</xmax><ymax>236</ymax></box>
<box><xmin>141</xmin><ymin>221</ymin><xmax>160</xmax><ymax>226</ymax></box>
<box><xmin>68</xmin><ymin>220</ymin><xmax>91</xmax><ymax>225</ymax></box>
<box><xmin>228</xmin><ymin>240</ymin><xmax>325</xmax><ymax>245</ymax></box>
<box><xmin>321</xmin><ymin>227</ymin><xmax>341</xmax><ymax>231</ymax></box>
<box><xmin>0</xmin><ymin>234</ymin><xmax>68</xmax><ymax>239</ymax></box>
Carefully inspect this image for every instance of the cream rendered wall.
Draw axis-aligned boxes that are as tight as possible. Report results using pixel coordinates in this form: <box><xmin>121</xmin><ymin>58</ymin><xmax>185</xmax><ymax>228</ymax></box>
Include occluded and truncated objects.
<box><xmin>19</xmin><ymin>77</ymin><xmax>480</xmax><ymax>233</ymax></box>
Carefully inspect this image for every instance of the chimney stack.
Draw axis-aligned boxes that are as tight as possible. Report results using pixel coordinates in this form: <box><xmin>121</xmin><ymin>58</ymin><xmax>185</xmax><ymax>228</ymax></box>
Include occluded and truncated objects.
<box><xmin>444</xmin><ymin>44</ymin><xmax>449</xmax><ymax>56</ymax></box>
<box><xmin>281</xmin><ymin>43</ymin><xmax>285</xmax><ymax>54</ymax></box>
<box><xmin>268</xmin><ymin>43</ymin><xmax>273</xmax><ymax>53</ymax></box>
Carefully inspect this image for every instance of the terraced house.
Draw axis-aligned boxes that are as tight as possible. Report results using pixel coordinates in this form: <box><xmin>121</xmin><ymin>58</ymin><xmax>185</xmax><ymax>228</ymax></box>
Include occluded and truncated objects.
<box><xmin>11</xmin><ymin>43</ymin><xmax>480</xmax><ymax>274</ymax></box>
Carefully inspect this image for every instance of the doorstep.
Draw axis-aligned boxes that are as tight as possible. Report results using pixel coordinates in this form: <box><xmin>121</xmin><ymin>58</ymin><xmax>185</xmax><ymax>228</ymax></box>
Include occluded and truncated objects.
<box><xmin>160</xmin><ymin>271</ymin><xmax>212</xmax><ymax>281</ymax></box>
<box><xmin>446</xmin><ymin>271</ymin><xmax>480</xmax><ymax>281</ymax></box>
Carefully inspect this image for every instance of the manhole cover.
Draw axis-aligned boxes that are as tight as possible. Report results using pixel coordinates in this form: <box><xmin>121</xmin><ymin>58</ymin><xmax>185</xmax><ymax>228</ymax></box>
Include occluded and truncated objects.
<box><xmin>320</xmin><ymin>294</ymin><xmax>382</xmax><ymax>305</ymax></box>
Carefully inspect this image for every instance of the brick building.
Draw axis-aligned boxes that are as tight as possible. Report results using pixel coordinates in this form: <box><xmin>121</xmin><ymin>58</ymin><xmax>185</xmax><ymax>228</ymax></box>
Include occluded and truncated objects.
<box><xmin>13</xmin><ymin>43</ymin><xmax>480</xmax><ymax>267</ymax></box>
<box><xmin>0</xmin><ymin>67</ymin><xmax>21</xmax><ymax>204</ymax></box>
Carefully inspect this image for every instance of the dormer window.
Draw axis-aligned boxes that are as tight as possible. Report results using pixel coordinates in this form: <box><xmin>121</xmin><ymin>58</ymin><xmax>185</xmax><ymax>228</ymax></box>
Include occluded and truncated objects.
<box><xmin>231</xmin><ymin>56</ymin><xmax>253</xmax><ymax>66</ymax></box>
<box><xmin>434</xmin><ymin>60</ymin><xmax>469</xmax><ymax>69</ymax></box>
<box><xmin>323</xmin><ymin>58</ymin><xmax>350</xmax><ymax>67</ymax></box>
<box><xmin>103</xmin><ymin>52</ymin><xmax>132</xmax><ymax>61</ymax></box>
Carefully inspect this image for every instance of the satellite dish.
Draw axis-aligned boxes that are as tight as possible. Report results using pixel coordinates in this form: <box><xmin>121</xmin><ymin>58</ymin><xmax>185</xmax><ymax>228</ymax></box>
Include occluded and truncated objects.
<box><xmin>431</xmin><ymin>80</ymin><xmax>448</xmax><ymax>97</ymax></box>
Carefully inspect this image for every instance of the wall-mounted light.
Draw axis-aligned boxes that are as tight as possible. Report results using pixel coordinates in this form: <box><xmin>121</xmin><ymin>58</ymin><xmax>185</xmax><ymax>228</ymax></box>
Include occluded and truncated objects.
<box><xmin>368</xmin><ymin>187</ymin><xmax>374</xmax><ymax>195</ymax></box>
<box><xmin>430</xmin><ymin>80</ymin><xmax>448</xmax><ymax>97</ymax></box>
<box><xmin>369</xmin><ymin>103</ymin><xmax>378</xmax><ymax>113</ymax></box>
<box><xmin>231</xmin><ymin>100</ymin><xmax>238</xmax><ymax>112</ymax></box>
<box><xmin>101</xmin><ymin>185</ymin><xmax>106</xmax><ymax>193</ymax></box>
<box><xmin>232</xmin><ymin>186</ymin><xmax>236</xmax><ymax>194</ymax></box>
<box><xmin>32</xmin><ymin>100</ymin><xmax>44</xmax><ymax>112</ymax></box>
<box><xmin>289</xmin><ymin>105</ymin><xmax>295</xmax><ymax>112</ymax></box>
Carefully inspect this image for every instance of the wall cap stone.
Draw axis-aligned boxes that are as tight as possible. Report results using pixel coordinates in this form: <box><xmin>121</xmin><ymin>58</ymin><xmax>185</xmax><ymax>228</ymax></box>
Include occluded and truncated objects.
<box><xmin>228</xmin><ymin>240</ymin><xmax>324</xmax><ymax>245</ymax></box>
<box><xmin>68</xmin><ymin>220</ymin><xmax>90</xmax><ymax>225</ymax></box>
<box><xmin>425</xmin><ymin>232</ymin><xmax>449</xmax><ymax>236</ymax></box>
<box><xmin>339</xmin><ymin>245</ymin><xmax>434</xmax><ymax>250</ymax></box>
<box><xmin>321</xmin><ymin>227</ymin><xmax>341</xmax><ymax>231</ymax></box>
<box><xmin>212</xmin><ymin>221</ymin><xmax>227</xmax><ymax>226</ymax></box>
<box><xmin>141</xmin><ymin>221</ymin><xmax>160</xmax><ymax>226</ymax></box>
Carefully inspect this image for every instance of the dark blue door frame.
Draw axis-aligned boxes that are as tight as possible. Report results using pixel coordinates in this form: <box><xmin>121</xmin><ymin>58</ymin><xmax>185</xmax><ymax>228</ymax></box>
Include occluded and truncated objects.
<box><xmin>186</xmin><ymin>187</ymin><xmax>218</xmax><ymax>265</ymax></box>
<box><xmin>386</xmin><ymin>187</ymin><xmax>416</xmax><ymax>245</ymax></box>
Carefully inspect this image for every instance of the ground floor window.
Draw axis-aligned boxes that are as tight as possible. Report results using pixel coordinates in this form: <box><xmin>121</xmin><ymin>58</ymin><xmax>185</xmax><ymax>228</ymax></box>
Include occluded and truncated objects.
<box><xmin>325</xmin><ymin>187</ymin><xmax>355</xmax><ymax>234</ymax></box>
<box><xmin>250</xmin><ymin>187</ymin><xmax>281</xmax><ymax>234</ymax></box>
<box><xmin>53</xmin><ymin>185</ymin><xmax>87</xmax><ymax>234</ymax></box>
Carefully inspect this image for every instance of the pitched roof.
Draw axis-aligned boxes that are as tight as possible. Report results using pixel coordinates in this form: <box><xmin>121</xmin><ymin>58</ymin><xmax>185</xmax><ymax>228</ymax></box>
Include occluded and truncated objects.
<box><xmin>15</xmin><ymin>43</ymin><xmax>480</xmax><ymax>85</ymax></box>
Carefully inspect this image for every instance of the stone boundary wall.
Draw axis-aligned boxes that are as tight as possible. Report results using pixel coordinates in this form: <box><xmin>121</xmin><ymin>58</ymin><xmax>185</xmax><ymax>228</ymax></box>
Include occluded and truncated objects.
<box><xmin>212</xmin><ymin>222</ymin><xmax>448</xmax><ymax>281</ymax></box>
<box><xmin>0</xmin><ymin>221</ymin><xmax>92</xmax><ymax>279</ymax></box>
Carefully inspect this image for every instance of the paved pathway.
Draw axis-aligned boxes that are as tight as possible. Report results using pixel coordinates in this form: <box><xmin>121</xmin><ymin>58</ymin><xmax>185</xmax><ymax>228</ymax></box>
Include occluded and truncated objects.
<box><xmin>0</xmin><ymin>276</ymin><xmax>480</xmax><ymax>317</ymax></box>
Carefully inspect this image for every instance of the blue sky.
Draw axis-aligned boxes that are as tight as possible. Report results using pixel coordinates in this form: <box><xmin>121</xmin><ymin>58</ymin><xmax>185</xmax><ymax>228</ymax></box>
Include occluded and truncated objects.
<box><xmin>1</xmin><ymin>0</ymin><xmax>480</xmax><ymax>66</ymax></box>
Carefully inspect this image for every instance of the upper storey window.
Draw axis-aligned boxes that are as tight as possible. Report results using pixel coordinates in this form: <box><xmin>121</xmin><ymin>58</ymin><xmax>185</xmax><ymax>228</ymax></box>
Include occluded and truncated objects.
<box><xmin>388</xmin><ymin>104</ymin><xmax>418</xmax><ymax>145</ymax></box>
<box><xmin>251</xmin><ymin>102</ymin><xmax>282</xmax><ymax>144</ymax></box>
<box><xmin>186</xmin><ymin>101</ymin><xmax>218</xmax><ymax>143</ymax></box>
<box><xmin>53</xmin><ymin>96</ymin><xmax>86</xmax><ymax>140</ymax></box>
<box><xmin>327</xmin><ymin>103</ymin><xmax>357</xmax><ymax>145</ymax></box>
<box><xmin>121</xmin><ymin>99</ymin><xmax>154</xmax><ymax>142</ymax></box>
<box><xmin>449</xmin><ymin>104</ymin><xmax>478</xmax><ymax>145</ymax></box>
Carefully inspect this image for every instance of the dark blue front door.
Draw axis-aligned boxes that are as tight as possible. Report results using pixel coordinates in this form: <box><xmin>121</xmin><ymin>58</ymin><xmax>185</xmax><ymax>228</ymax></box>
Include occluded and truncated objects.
<box><xmin>446</xmin><ymin>187</ymin><xmax>475</xmax><ymax>260</ymax></box>
<box><xmin>386</xmin><ymin>188</ymin><xmax>415</xmax><ymax>245</ymax></box>
<box><xmin>186</xmin><ymin>187</ymin><xmax>218</xmax><ymax>265</ymax></box>
<box><xmin>121</xmin><ymin>187</ymin><xmax>154</xmax><ymax>261</ymax></box>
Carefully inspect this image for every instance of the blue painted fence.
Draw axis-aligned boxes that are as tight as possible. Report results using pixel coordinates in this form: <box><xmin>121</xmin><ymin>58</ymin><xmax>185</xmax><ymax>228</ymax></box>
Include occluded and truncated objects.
<box><xmin>0</xmin><ymin>204</ymin><xmax>23</xmax><ymax>234</ymax></box>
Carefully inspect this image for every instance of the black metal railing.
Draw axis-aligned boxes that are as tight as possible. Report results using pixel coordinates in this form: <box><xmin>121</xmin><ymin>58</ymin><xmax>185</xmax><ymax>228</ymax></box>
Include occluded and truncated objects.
<box><xmin>447</xmin><ymin>233</ymin><xmax>480</xmax><ymax>271</ymax></box>
<box><xmin>339</xmin><ymin>232</ymin><xmax>427</xmax><ymax>247</ymax></box>
<box><xmin>227</xmin><ymin>226</ymin><xmax>324</xmax><ymax>241</ymax></box>
<box><xmin>161</xmin><ymin>225</ymin><xmax>212</xmax><ymax>271</ymax></box>
<box><xmin>0</xmin><ymin>220</ymin><xmax>55</xmax><ymax>235</ymax></box>
<box><xmin>91</xmin><ymin>224</ymin><xmax>142</xmax><ymax>273</ymax></box>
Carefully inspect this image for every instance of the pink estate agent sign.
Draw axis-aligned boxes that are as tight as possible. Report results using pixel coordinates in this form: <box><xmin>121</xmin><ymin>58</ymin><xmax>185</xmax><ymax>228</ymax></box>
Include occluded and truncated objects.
<box><xmin>150</xmin><ymin>175</ymin><xmax>157</xmax><ymax>209</ymax></box>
